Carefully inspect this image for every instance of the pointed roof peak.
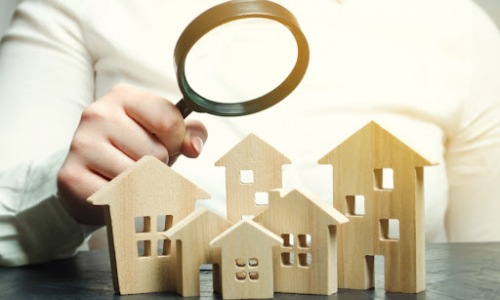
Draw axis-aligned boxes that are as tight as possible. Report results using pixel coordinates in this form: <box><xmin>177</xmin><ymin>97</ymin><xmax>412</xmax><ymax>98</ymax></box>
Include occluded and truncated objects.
<box><xmin>88</xmin><ymin>156</ymin><xmax>210</xmax><ymax>205</ymax></box>
<box><xmin>318</xmin><ymin>121</ymin><xmax>436</xmax><ymax>167</ymax></box>
<box><xmin>215</xmin><ymin>133</ymin><xmax>291</xmax><ymax>166</ymax></box>
<box><xmin>257</xmin><ymin>188</ymin><xmax>349</xmax><ymax>226</ymax></box>
<box><xmin>210</xmin><ymin>219</ymin><xmax>282</xmax><ymax>248</ymax></box>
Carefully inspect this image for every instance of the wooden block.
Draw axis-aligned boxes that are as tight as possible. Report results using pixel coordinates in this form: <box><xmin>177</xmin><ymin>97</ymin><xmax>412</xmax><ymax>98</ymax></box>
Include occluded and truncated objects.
<box><xmin>210</xmin><ymin>220</ymin><xmax>282</xmax><ymax>299</ymax></box>
<box><xmin>88</xmin><ymin>156</ymin><xmax>210</xmax><ymax>295</ymax></box>
<box><xmin>318</xmin><ymin>121</ymin><xmax>436</xmax><ymax>293</ymax></box>
<box><xmin>164</xmin><ymin>208</ymin><xmax>232</xmax><ymax>297</ymax></box>
<box><xmin>215</xmin><ymin>133</ymin><xmax>291</xmax><ymax>223</ymax></box>
<box><xmin>253</xmin><ymin>188</ymin><xmax>348</xmax><ymax>295</ymax></box>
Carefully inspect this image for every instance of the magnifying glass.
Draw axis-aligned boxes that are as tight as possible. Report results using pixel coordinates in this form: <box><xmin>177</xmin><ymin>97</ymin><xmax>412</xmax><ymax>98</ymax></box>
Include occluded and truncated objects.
<box><xmin>174</xmin><ymin>0</ymin><xmax>310</xmax><ymax>118</ymax></box>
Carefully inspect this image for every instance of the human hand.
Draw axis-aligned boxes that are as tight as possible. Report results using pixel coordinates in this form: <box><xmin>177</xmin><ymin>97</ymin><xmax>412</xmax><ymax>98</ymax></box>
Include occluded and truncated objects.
<box><xmin>57</xmin><ymin>84</ymin><xmax>207</xmax><ymax>225</ymax></box>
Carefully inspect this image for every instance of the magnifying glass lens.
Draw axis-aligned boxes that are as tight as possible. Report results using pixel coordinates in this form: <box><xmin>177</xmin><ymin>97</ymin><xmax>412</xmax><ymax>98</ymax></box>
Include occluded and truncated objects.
<box><xmin>184</xmin><ymin>19</ymin><xmax>298</xmax><ymax>105</ymax></box>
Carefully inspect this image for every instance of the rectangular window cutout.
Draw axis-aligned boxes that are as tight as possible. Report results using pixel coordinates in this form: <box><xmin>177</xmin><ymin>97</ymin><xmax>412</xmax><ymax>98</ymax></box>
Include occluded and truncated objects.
<box><xmin>240</xmin><ymin>170</ymin><xmax>254</xmax><ymax>184</ymax></box>
<box><xmin>235</xmin><ymin>271</ymin><xmax>247</xmax><ymax>281</ymax></box>
<box><xmin>374</xmin><ymin>168</ymin><xmax>394</xmax><ymax>190</ymax></box>
<box><xmin>379</xmin><ymin>219</ymin><xmax>400</xmax><ymax>240</ymax></box>
<box><xmin>137</xmin><ymin>240</ymin><xmax>151</xmax><ymax>257</ymax></box>
<box><xmin>298</xmin><ymin>253</ymin><xmax>311</xmax><ymax>267</ymax></box>
<box><xmin>281</xmin><ymin>252</ymin><xmax>294</xmax><ymax>266</ymax></box>
<box><xmin>249</xmin><ymin>271</ymin><xmax>259</xmax><ymax>281</ymax></box>
<box><xmin>157</xmin><ymin>215</ymin><xmax>173</xmax><ymax>232</ymax></box>
<box><xmin>157</xmin><ymin>239</ymin><xmax>171</xmax><ymax>256</ymax></box>
<box><xmin>135</xmin><ymin>216</ymin><xmax>151</xmax><ymax>233</ymax></box>
<box><xmin>298</xmin><ymin>234</ymin><xmax>311</xmax><ymax>248</ymax></box>
<box><xmin>248</xmin><ymin>258</ymin><xmax>259</xmax><ymax>267</ymax></box>
<box><xmin>235</xmin><ymin>258</ymin><xmax>246</xmax><ymax>268</ymax></box>
<box><xmin>254</xmin><ymin>192</ymin><xmax>269</xmax><ymax>206</ymax></box>
<box><xmin>281</xmin><ymin>233</ymin><xmax>294</xmax><ymax>247</ymax></box>
<box><xmin>346</xmin><ymin>195</ymin><xmax>365</xmax><ymax>216</ymax></box>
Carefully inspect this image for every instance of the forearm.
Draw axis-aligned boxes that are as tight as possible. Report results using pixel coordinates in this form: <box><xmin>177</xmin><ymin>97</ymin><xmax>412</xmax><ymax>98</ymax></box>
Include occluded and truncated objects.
<box><xmin>0</xmin><ymin>150</ymin><xmax>100</xmax><ymax>266</ymax></box>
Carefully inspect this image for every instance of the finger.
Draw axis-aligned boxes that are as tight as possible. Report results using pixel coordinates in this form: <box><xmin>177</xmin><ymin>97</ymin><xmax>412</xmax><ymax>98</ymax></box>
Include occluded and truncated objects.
<box><xmin>181</xmin><ymin>119</ymin><xmax>208</xmax><ymax>158</ymax></box>
<box><xmin>57</xmin><ymin>163</ymin><xmax>109</xmax><ymax>225</ymax></box>
<box><xmin>82</xmin><ymin>142</ymin><xmax>136</xmax><ymax>180</ymax></box>
<box><xmin>108</xmin><ymin>110</ymin><xmax>170</xmax><ymax>163</ymax></box>
<box><xmin>116</xmin><ymin>86</ymin><xmax>186</xmax><ymax>157</ymax></box>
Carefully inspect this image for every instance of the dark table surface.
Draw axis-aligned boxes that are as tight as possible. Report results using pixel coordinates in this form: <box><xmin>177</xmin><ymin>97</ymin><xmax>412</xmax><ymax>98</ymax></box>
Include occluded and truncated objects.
<box><xmin>1</xmin><ymin>243</ymin><xmax>500</xmax><ymax>300</ymax></box>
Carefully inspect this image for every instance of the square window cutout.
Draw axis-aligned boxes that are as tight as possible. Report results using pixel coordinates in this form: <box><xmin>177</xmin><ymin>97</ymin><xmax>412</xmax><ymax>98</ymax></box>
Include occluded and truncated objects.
<box><xmin>157</xmin><ymin>215</ymin><xmax>173</xmax><ymax>232</ymax></box>
<box><xmin>135</xmin><ymin>216</ymin><xmax>151</xmax><ymax>233</ymax></box>
<box><xmin>298</xmin><ymin>234</ymin><xmax>311</xmax><ymax>248</ymax></box>
<box><xmin>298</xmin><ymin>253</ymin><xmax>311</xmax><ymax>267</ymax></box>
<box><xmin>240</xmin><ymin>170</ymin><xmax>254</xmax><ymax>184</ymax></box>
<box><xmin>379</xmin><ymin>219</ymin><xmax>400</xmax><ymax>240</ymax></box>
<box><xmin>374</xmin><ymin>168</ymin><xmax>394</xmax><ymax>190</ymax></box>
<box><xmin>255</xmin><ymin>192</ymin><xmax>269</xmax><ymax>206</ymax></box>
<box><xmin>281</xmin><ymin>234</ymin><xmax>294</xmax><ymax>247</ymax></box>
<box><xmin>137</xmin><ymin>240</ymin><xmax>151</xmax><ymax>257</ymax></box>
<box><xmin>281</xmin><ymin>252</ymin><xmax>294</xmax><ymax>266</ymax></box>
<box><xmin>157</xmin><ymin>239</ymin><xmax>171</xmax><ymax>256</ymax></box>
<box><xmin>346</xmin><ymin>195</ymin><xmax>365</xmax><ymax>216</ymax></box>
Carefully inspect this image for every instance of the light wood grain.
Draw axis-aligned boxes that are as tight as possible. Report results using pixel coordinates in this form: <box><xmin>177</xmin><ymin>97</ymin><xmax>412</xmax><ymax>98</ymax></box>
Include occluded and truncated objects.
<box><xmin>211</xmin><ymin>220</ymin><xmax>282</xmax><ymax>299</ymax></box>
<box><xmin>164</xmin><ymin>208</ymin><xmax>232</xmax><ymax>297</ymax></box>
<box><xmin>88</xmin><ymin>156</ymin><xmax>210</xmax><ymax>295</ymax></box>
<box><xmin>253</xmin><ymin>188</ymin><xmax>348</xmax><ymax>295</ymax></box>
<box><xmin>215</xmin><ymin>133</ymin><xmax>291</xmax><ymax>223</ymax></box>
<box><xmin>318</xmin><ymin>121</ymin><xmax>435</xmax><ymax>293</ymax></box>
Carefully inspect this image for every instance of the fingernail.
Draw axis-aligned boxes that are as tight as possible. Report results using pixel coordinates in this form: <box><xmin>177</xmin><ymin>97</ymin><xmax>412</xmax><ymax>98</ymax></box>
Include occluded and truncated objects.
<box><xmin>192</xmin><ymin>136</ymin><xmax>204</xmax><ymax>154</ymax></box>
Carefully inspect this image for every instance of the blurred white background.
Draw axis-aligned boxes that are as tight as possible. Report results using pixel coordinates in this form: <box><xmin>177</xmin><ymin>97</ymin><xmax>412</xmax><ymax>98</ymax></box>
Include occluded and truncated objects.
<box><xmin>1</xmin><ymin>0</ymin><xmax>500</xmax><ymax>39</ymax></box>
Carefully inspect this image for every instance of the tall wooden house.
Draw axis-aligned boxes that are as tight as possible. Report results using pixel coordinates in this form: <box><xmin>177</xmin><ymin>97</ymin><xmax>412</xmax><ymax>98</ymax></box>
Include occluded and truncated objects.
<box><xmin>253</xmin><ymin>189</ymin><xmax>348</xmax><ymax>295</ymax></box>
<box><xmin>318</xmin><ymin>121</ymin><xmax>435</xmax><ymax>293</ymax></box>
<box><xmin>215</xmin><ymin>134</ymin><xmax>291</xmax><ymax>222</ymax></box>
<box><xmin>88</xmin><ymin>156</ymin><xmax>210</xmax><ymax>294</ymax></box>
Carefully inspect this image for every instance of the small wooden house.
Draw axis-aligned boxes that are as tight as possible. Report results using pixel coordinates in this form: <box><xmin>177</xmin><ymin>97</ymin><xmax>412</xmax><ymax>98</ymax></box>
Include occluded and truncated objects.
<box><xmin>215</xmin><ymin>134</ymin><xmax>291</xmax><ymax>223</ymax></box>
<box><xmin>88</xmin><ymin>156</ymin><xmax>210</xmax><ymax>295</ymax></box>
<box><xmin>253</xmin><ymin>189</ymin><xmax>349</xmax><ymax>295</ymax></box>
<box><xmin>164</xmin><ymin>208</ymin><xmax>232</xmax><ymax>297</ymax></box>
<box><xmin>210</xmin><ymin>220</ymin><xmax>282</xmax><ymax>299</ymax></box>
<box><xmin>318</xmin><ymin>121</ymin><xmax>435</xmax><ymax>293</ymax></box>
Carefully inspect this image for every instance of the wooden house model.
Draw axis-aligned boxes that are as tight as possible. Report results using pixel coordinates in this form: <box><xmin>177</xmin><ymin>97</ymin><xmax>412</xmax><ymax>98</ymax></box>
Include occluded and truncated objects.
<box><xmin>318</xmin><ymin>121</ymin><xmax>434</xmax><ymax>293</ymax></box>
<box><xmin>215</xmin><ymin>133</ymin><xmax>291</xmax><ymax>222</ymax></box>
<box><xmin>88</xmin><ymin>156</ymin><xmax>210</xmax><ymax>295</ymax></box>
<box><xmin>210</xmin><ymin>220</ymin><xmax>282</xmax><ymax>299</ymax></box>
<box><xmin>164</xmin><ymin>208</ymin><xmax>232</xmax><ymax>297</ymax></box>
<box><xmin>253</xmin><ymin>189</ymin><xmax>349</xmax><ymax>295</ymax></box>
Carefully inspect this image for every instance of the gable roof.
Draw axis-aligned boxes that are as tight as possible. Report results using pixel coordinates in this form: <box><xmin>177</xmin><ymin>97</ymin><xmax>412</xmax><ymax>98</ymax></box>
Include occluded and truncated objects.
<box><xmin>210</xmin><ymin>220</ymin><xmax>282</xmax><ymax>249</ymax></box>
<box><xmin>318</xmin><ymin>121</ymin><xmax>436</xmax><ymax>167</ymax></box>
<box><xmin>88</xmin><ymin>156</ymin><xmax>210</xmax><ymax>207</ymax></box>
<box><xmin>215</xmin><ymin>133</ymin><xmax>291</xmax><ymax>169</ymax></box>
<box><xmin>164</xmin><ymin>208</ymin><xmax>231</xmax><ymax>242</ymax></box>
<box><xmin>253</xmin><ymin>188</ymin><xmax>349</xmax><ymax>227</ymax></box>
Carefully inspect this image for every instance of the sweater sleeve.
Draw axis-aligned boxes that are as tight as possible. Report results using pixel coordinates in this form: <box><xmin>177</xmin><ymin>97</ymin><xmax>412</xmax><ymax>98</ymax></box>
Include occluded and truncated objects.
<box><xmin>0</xmin><ymin>0</ymin><xmax>97</xmax><ymax>266</ymax></box>
<box><xmin>444</xmin><ymin>2</ymin><xmax>500</xmax><ymax>242</ymax></box>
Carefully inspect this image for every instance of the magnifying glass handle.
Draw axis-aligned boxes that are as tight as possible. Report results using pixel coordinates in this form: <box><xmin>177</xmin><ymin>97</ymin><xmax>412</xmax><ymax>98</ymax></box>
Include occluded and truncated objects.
<box><xmin>176</xmin><ymin>99</ymin><xmax>192</xmax><ymax>119</ymax></box>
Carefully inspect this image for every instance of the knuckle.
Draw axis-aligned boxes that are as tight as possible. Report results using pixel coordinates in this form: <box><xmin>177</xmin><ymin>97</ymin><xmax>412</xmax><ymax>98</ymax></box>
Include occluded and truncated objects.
<box><xmin>155</xmin><ymin>116</ymin><xmax>184</xmax><ymax>135</ymax></box>
<box><xmin>151</xmin><ymin>146</ymin><xmax>169</xmax><ymax>163</ymax></box>
<box><xmin>80</xmin><ymin>103</ymin><xmax>108</xmax><ymax>123</ymax></box>
<box><xmin>57</xmin><ymin>165</ymin><xmax>81</xmax><ymax>190</ymax></box>
<box><xmin>70</xmin><ymin>132</ymin><xmax>91</xmax><ymax>152</ymax></box>
<box><xmin>109</xmin><ymin>83</ymin><xmax>133</xmax><ymax>96</ymax></box>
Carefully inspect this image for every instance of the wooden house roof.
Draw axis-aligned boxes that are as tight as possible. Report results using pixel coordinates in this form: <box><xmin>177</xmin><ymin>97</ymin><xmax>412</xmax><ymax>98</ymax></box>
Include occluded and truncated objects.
<box><xmin>253</xmin><ymin>188</ymin><xmax>349</xmax><ymax>228</ymax></box>
<box><xmin>210</xmin><ymin>220</ymin><xmax>282</xmax><ymax>249</ymax></box>
<box><xmin>215</xmin><ymin>133</ymin><xmax>291</xmax><ymax>169</ymax></box>
<box><xmin>318</xmin><ymin>121</ymin><xmax>436</xmax><ymax>167</ymax></box>
<box><xmin>88</xmin><ymin>156</ymin><xmax>210</xmax><ymax>212</ymax></box>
